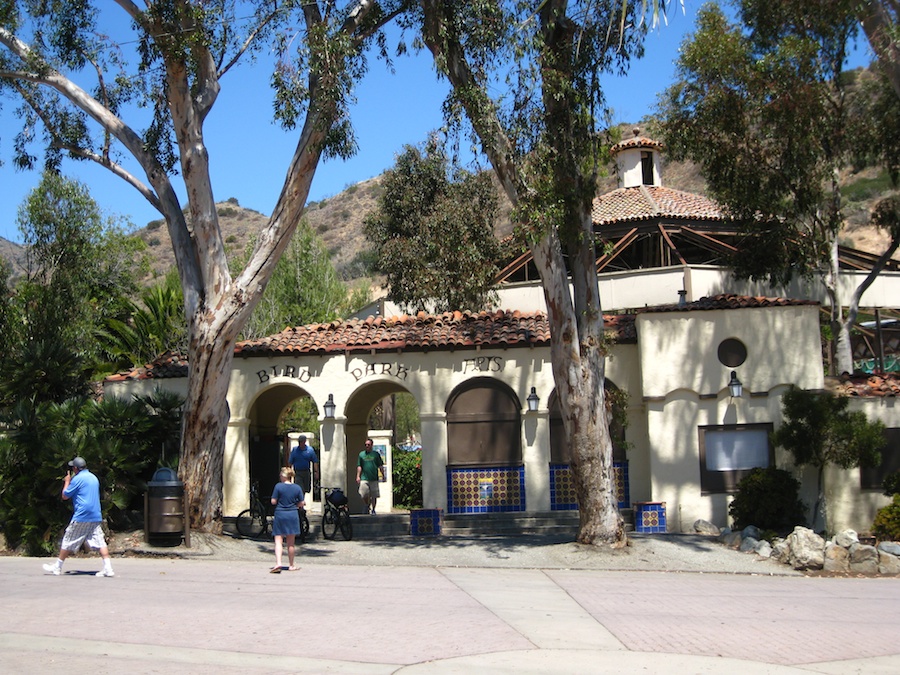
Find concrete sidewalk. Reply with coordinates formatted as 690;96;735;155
3;551;899;674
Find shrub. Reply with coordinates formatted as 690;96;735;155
883;470;900;497
872;495;900;542
392;448;422;509
728;466;806;534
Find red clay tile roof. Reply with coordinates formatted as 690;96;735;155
610;131;664;154
636;294;819;314
105;310;635;381
826;373;900;397
103;298;816;382
592;185;726;225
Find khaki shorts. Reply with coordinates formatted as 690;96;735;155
358;480;380;500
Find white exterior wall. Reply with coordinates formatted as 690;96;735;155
636;305;825;529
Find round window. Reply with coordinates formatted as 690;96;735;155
717;338;747;368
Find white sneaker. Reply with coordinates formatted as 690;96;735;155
42;563;61;575
96;569;115;577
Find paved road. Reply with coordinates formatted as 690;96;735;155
3;538;899;674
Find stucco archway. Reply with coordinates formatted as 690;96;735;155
342;380;420;514
246;382;319;502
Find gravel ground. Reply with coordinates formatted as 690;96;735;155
107;529;800;576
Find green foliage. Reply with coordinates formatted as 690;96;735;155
772;387;885;472
278;397;319;437
365;136;502;313
872;494;900;542
394;393;421;447
11;172;143;377
235;218;363;339
0;389;184;555
772;386;885;530
728;466;807;534
658;2;898;286
98;273;187;370
884;471;900;497
392;449;422;509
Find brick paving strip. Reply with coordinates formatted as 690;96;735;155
1;557;898;674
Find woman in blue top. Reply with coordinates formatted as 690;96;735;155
269;467;305;573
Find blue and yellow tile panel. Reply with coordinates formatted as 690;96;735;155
634;501;667;533
550;461;630;511
410;509;443;536
446;466;525;513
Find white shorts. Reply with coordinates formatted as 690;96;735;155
61;521;107;552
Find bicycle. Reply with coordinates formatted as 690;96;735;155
236;481;310;542
321;487;353;541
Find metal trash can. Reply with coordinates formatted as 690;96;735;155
145;467;189;546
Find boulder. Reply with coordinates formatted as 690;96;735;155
833;529;859;549
741;525;761;541
877;541;900;557
755;540;772;558
771;539;791;563
722;531;743;549
849;543;879;574
739;536;759;553
693;519;721;536
786;527;825;570
824;542;850;573
878;551;900;575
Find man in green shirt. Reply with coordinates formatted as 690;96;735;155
356;438;384;515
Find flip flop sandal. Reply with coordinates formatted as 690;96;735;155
269;566;282;574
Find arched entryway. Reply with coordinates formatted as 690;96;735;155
343;381;420;515
445;377;524;513
246;383;320;504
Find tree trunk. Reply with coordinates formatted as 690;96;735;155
179;327;236;533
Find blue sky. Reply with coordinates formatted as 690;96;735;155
0;3;871;244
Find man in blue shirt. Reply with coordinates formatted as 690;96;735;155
42;456;115;577
288;435;319;495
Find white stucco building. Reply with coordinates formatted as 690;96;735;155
105;131;900;534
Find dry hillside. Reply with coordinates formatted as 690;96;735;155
1;157;896;287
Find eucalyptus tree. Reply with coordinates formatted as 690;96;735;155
0;1;403;529
409;2;647;546
659;2;900;375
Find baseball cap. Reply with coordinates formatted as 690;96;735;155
68;456;87;469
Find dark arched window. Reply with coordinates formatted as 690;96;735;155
446;379;522;466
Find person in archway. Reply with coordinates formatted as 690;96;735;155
270;466;304;573
356;438;384;515
288;435;318;496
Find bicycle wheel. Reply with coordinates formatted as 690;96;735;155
322;505;338;540
338;508;353;541
236;505;266;539
299;509;310;543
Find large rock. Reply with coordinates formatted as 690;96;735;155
824;542;850;573
833;529;858;549
849;543;879;574
722;531;743;549
739;536;759;553
787;527;825;570
771;539;791;563
741;525;761;541
693;519;721;536
755;540;772;558
878;551;900;575
877;541;900;557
